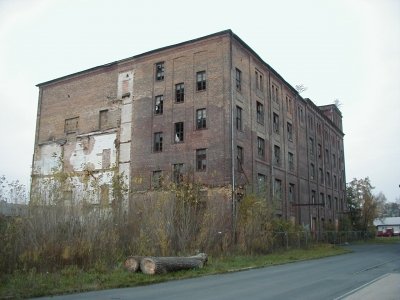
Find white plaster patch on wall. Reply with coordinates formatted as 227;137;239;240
69;133;117;172
120;122;131;143
120;102;132;124
119;143;131;163
33;143;62;175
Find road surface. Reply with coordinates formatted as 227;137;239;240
35;243;400;300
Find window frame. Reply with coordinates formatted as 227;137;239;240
155;62;165;81
196;148;207;171
196;108;207;130
154;132;163;152
256;101;264;124
174;122;184;143
235;68;242;92
196;71;206;91
175;83;185;103
236;106;243;131
257;137;265;159
154;95;164;115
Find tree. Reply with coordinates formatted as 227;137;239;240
346;177;383;232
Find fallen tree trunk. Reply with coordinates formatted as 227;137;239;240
124;256;144;272
140;253;208;275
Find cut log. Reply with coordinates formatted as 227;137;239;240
140;253;208;275
124;256;144;272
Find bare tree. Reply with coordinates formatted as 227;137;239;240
295;84;307;94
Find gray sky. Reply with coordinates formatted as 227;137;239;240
0;0;399;201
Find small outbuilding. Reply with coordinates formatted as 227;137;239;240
374;217;400;236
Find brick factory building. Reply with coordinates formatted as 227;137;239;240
31;30;346;230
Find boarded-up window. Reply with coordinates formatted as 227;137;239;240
99;110;109;130
102;149;111;169
100;185;109;207
65;117;79;133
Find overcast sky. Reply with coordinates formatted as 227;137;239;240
0;0;399;202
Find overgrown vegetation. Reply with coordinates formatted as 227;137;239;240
0;173;376;298
0;244;349;299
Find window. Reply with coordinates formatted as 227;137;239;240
274;179;282;201
235;68;241;91
289;183;295;203
286;96;293;114
65;117;79;133
325;149;329;164
196;149;207;171
310;163;315;180
257;173;267;194
335;197;338;211
155;95;164;115
175;83;184;103
309;138;314;156
318;144;322;159
173;163;184;184
311;190;316;204
326;172;331;186
155;62;164;81
319;168;324;184
174;122;184;143
99;110;109;130
273;113;279;134
334;175;337;189
236;106;242;131
237;146;244;171
257;137;265;159
196;108;207;129
298;106;304;123
152;170;162;188
327;195;332;209
274;145;281;166
333;154;337;169
308;116;314;131
256;102;264;124
271;84;279;103
288;152;294;171
287;122;293;141
196;71;206;91
154;132;163;152
255;70;263;91
320;193;325;206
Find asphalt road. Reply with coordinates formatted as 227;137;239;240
35;243;400;300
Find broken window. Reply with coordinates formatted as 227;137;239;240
256;102;264;124
99;109;109;130
152;170;163;188
274;145;281;166
310;163;315;180
196;149;207;171
155;62;164;81
257;173;267;194
257;137;265;159
196;108;206;129
271;84;279;103
237;146;243;172
235;68;242;92
175;83;184;103
288;152;294;171
287;122;293;141
196;71;206;91
174;122;184;143
155;95;163;115
289;183;295;203
236;106;242;131
65;117;79;134
274;179;282;201
311;190;316;204
154;132;163;152
273;113;279;134
173;163;184;184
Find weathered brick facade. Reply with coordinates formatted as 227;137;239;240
32;30;346;229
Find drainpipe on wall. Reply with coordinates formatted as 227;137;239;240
230;36;236;241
